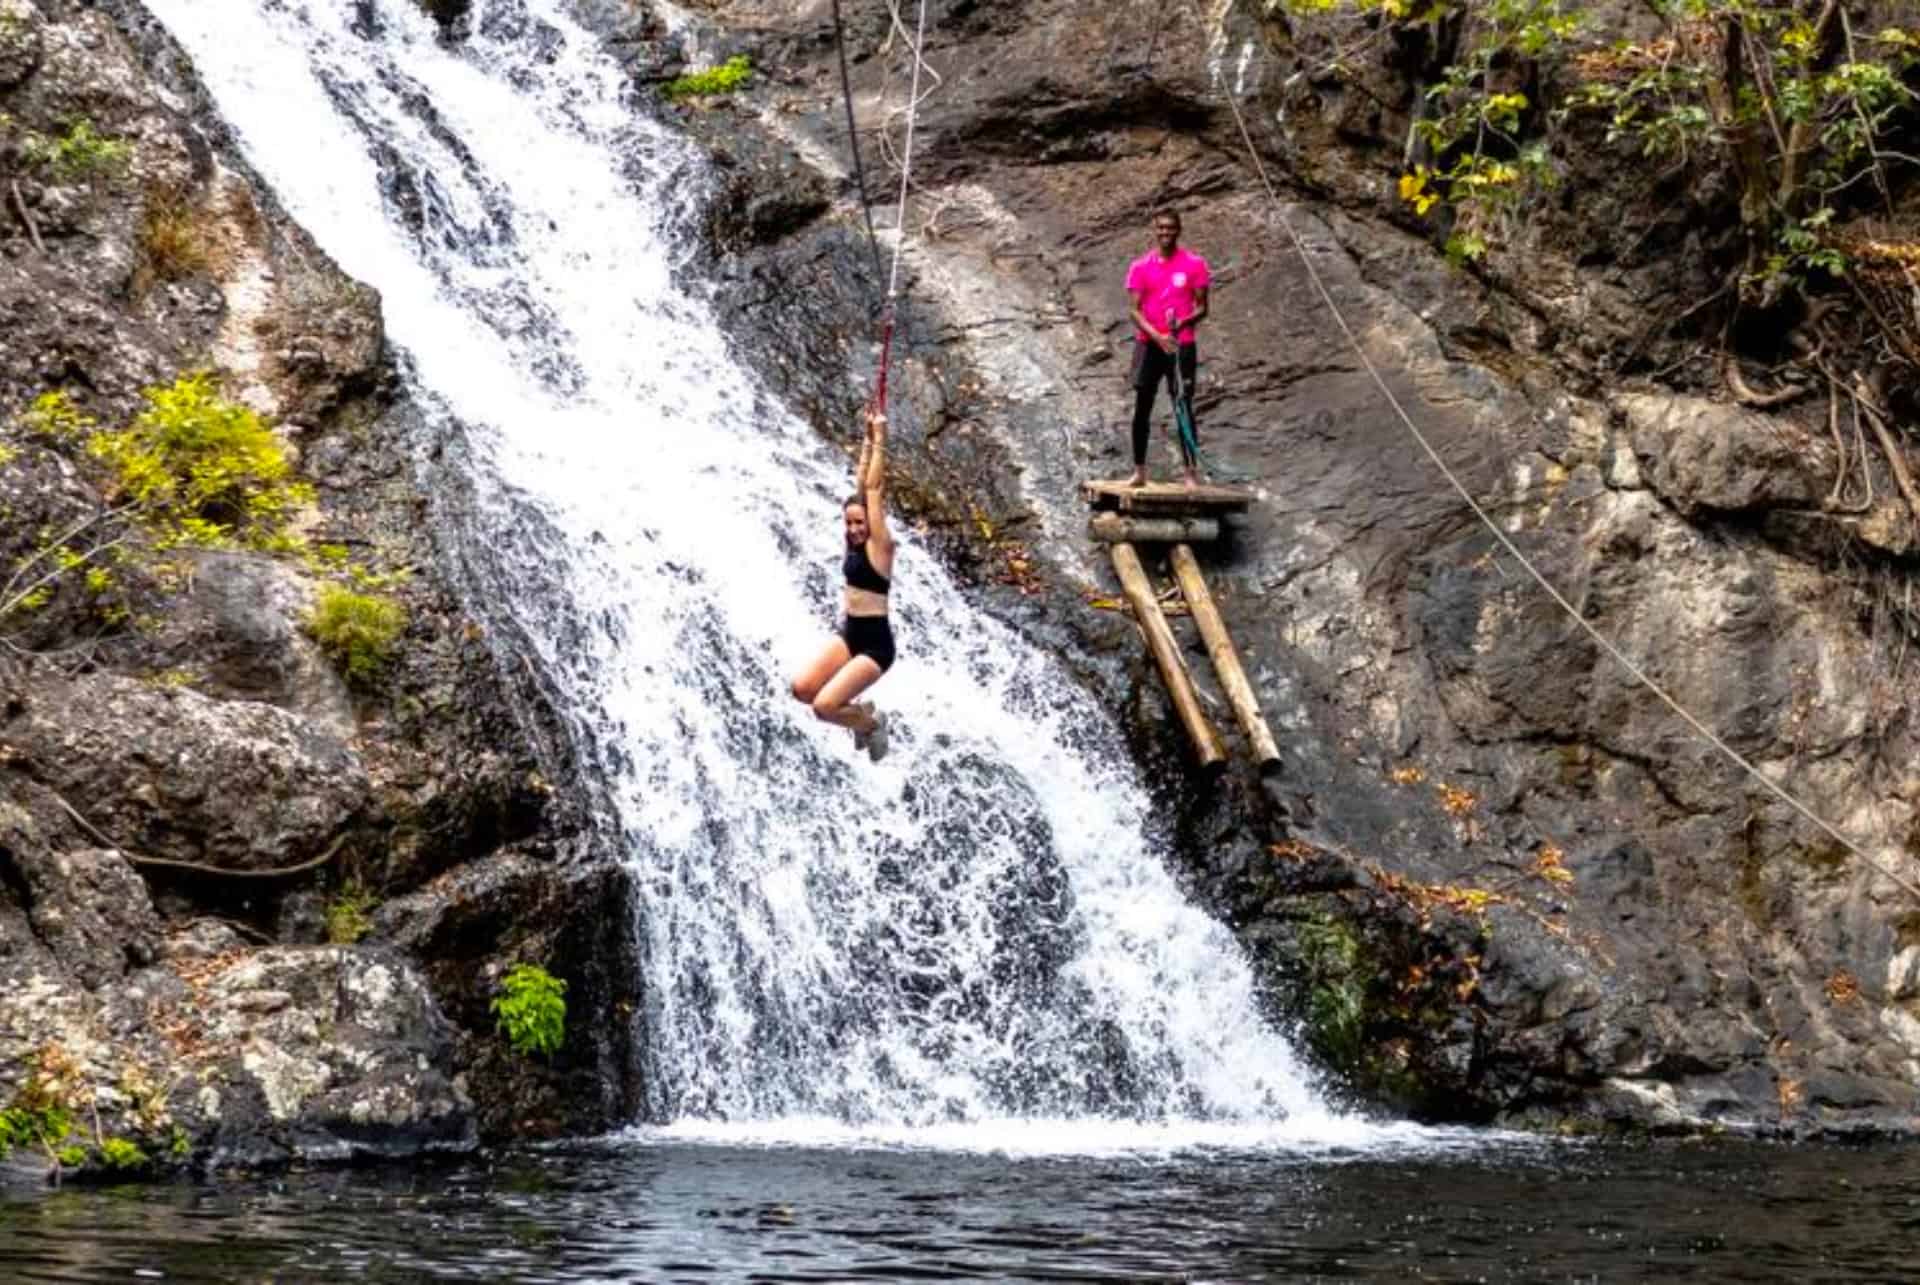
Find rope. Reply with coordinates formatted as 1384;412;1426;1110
828;0;884;286
869;0;939;418
1203;49;1920;904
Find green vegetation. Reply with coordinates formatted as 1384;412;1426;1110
0;1101;72;1160
54;1144;87;1170
0;1043;82;1164
22;117;132;182
1295;911;1367;1066
1283;0;1918;293
326;881;378;945
89;372;313;545
492;963;568;1059
20;390;95;443
305;585;408;684
2;377;313;631
664;55;753;101
97;1137;147;1171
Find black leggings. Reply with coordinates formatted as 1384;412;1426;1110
840;614;895;672
1130;340;1198;468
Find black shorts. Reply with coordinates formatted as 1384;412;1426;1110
840;615;895;672
1131;339;1197;394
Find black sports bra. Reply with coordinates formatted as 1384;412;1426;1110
844;543;891;595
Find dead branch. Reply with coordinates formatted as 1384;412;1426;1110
1724;355;1806;408
1854;375;1920;533
8;179;43;255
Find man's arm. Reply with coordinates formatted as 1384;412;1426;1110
1129;287;1176;353
1185;284;1210;333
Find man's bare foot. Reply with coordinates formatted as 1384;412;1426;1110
1126;468;1149;488
1182;468;1202;490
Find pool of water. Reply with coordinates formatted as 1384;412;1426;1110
4;1132;1916;1282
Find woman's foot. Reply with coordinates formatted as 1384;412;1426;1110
865;711;890;762
849;702;876;750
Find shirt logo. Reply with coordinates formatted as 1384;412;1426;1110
1172;273;1188;288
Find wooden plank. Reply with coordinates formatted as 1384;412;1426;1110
1109;542;1226;774
1088;513;1221;544
1169;543;1282;776
1082;479;1253;516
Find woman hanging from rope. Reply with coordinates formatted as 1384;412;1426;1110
790;407;894;762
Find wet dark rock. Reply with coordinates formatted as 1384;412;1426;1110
3;662;368;872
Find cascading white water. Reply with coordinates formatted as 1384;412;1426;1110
146;0;1381;1145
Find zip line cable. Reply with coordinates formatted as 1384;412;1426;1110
1202;51;1920;905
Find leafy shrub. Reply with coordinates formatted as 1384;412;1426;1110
664;55;752;100
326;881;377;944
306;585;407;683
492;963;567;1059
54;1144;87;1170
98;1136;147;1170
22;118;132;182
88;372;313;546
0;1103;71;1159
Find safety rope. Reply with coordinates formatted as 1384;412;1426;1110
870;0;936;419
1202;52;1920;905
828;0;884;286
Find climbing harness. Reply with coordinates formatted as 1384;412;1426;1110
1201;43;1920;904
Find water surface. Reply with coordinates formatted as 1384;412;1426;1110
5;1134;1916;1282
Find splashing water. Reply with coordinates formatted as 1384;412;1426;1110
145;0;1372;1145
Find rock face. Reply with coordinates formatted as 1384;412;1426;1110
0;0;632;1184
641;0;1920;1133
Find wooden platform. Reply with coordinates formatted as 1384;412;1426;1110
1082;479;1255;517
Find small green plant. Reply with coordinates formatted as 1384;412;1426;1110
663;55;752;100
1296;912;1367;1065
54;1144;87;1170
306;585;407;683
22;118;132;182
492;963;568;1059
0;1042;83;1162
20;390;96;442
97;1136;146;1170
325;881;377;945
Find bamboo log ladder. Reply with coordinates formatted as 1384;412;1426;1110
1108;541;1225;772
1085;478;1277;773
1168;542;1282;775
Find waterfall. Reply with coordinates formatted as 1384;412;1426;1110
145;0;1368;1143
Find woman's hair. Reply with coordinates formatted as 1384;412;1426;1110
844;494;866;512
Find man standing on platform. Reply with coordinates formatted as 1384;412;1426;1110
1124;207;1210;488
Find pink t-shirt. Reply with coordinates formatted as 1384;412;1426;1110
1126;246;1210;344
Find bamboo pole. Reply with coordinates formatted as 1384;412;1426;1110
1168;542;1282;775
1089;513;1221;544
1109;542;1225;773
